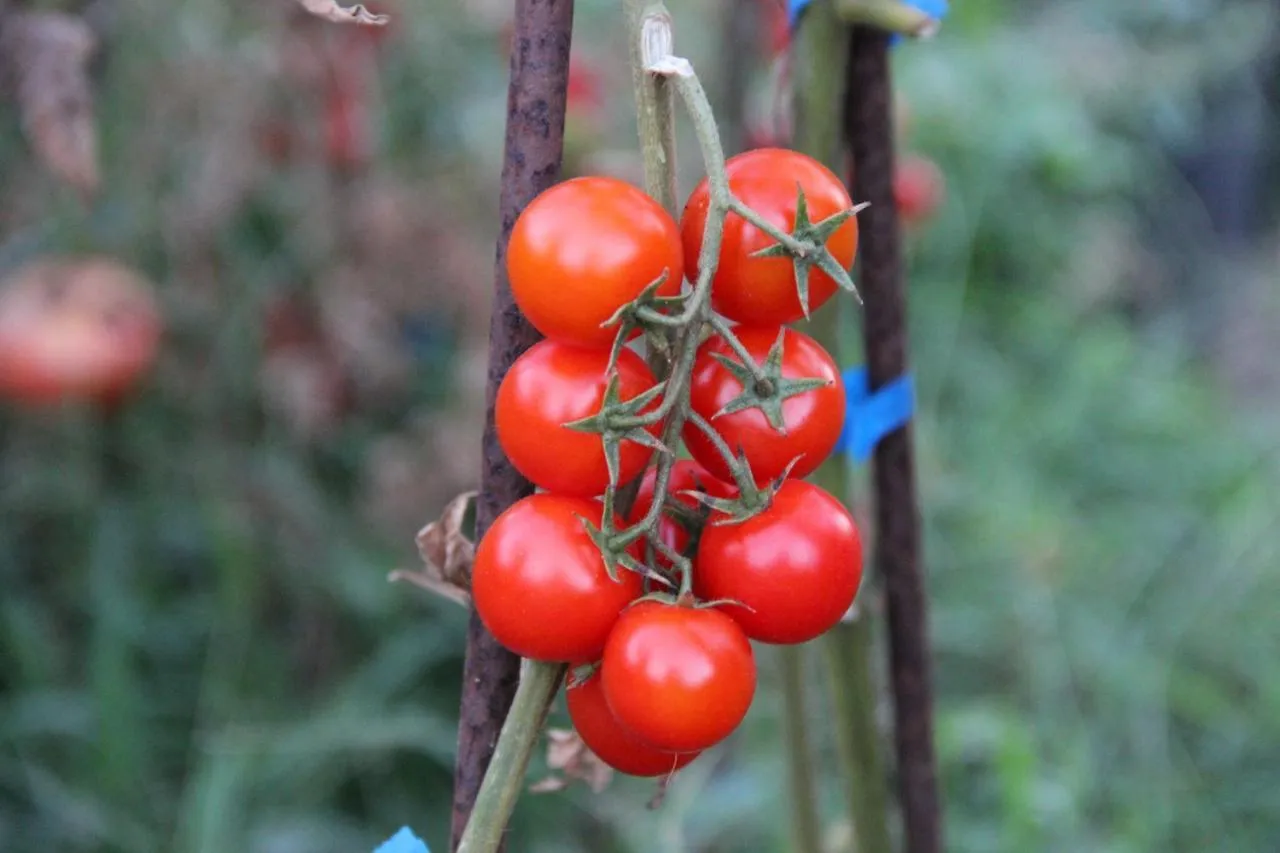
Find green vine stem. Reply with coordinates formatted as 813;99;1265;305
792;3;895;853
780;645;823;853
455;661;567;853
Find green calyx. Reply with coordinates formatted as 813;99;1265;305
711;327;833;433
749;186;869;316
598;270;688;371
563;373;669;488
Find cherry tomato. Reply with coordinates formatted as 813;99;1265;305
508;177;684;348
894;154;945;226
681;148;857;326
696;479;862;644
627;460;737;564
497;341;661;498
0;257;161;407
602;600;756;752
567;670;700;777
682;325;844;485
472;494;643;663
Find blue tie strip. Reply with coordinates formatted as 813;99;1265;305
788;0;949;42
374;827;430;853
834;366;915;461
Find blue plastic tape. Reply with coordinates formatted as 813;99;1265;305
789;0;949;41
374;827;430;853
834;366;915;462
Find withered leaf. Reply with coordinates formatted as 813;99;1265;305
0;11;100;196
389;491;477;607
529;729;613;795
295;0;390;26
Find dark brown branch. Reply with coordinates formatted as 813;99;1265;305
450;2;574;849
843;24;941;853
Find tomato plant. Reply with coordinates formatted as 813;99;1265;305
601;600;756;753
681;148;858;325
508;177;684;348
566;670;700;777
696;479;863;644
0;257;161;407
627;460;736;565
683;325;845;485
496;340;661;498
472;494;643;663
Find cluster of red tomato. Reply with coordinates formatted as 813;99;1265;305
472;148;865;776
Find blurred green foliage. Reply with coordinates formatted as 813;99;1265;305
2;1;1278;852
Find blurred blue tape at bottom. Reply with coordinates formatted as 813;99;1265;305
835;366;915;462
374;827;430;853
788;0;950;36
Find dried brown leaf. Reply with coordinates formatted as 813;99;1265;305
296;0;389;26
0;12;99;196
530;728;613;795
390;491;477;607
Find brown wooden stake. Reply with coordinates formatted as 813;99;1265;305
844;24;942;853
450;2;574;849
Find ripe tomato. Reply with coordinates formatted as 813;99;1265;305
472;494;643;663
0;257;161;407
681;148;857;325
508;177;684;348
894;154;945;226
696;479;862;644
601;600;756;752
627;460;737;564
496;340;660;498
567;670;700;777
682;325;844;485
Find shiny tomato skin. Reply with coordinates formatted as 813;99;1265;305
627;460;738;564
601;601;756;753
696;479;863;644
508;177;684;348
682;325;844;485
567;671;700;777
472;494;643;663
681;148;857;326
496;341;660;497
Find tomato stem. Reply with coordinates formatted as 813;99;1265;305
455;660;566;853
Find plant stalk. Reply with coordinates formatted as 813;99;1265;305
780;645;823;853
456;661;567;853
792;3;895;853
625;0;678;215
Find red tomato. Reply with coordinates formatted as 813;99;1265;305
567;670;700;777
627;460;737;564
0;258;161;407
496;341;660;497
681;148;857;325
508;177;684;348
602;600;756;752
682;325;844;485
473;494;643;663
894;154;945;226
696;479;862;644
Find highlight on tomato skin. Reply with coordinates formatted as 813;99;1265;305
507;176;684;349
496;340;662;498
680;148;858;326
695;478;863;645
683;325;846;486
472;494;644;664
0;257;162;408
566;670;700;777
601;600;757;754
